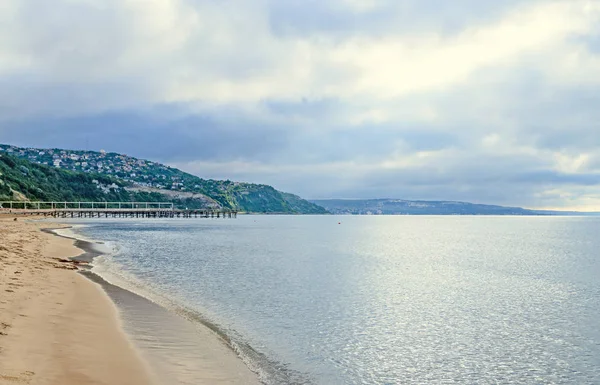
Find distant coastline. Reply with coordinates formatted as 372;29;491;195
311;198;599;216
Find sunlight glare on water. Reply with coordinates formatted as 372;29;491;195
70;216;600;384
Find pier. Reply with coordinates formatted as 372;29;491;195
0;201;237;219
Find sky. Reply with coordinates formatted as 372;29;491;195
1;0;600;210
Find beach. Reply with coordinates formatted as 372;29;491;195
0;217;155;385
4;215;599;384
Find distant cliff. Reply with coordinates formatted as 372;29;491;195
0;144;328;214
310;199;574;216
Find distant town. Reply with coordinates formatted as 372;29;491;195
0;144;203;192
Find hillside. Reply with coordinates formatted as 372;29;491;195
311;199;566;215
0;144;327;214
0;153;170;204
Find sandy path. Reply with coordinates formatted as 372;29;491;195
0;218;156;385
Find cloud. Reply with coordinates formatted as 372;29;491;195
0;0;600;210
5;0;597;114
0;107;293;163
267;0;551;38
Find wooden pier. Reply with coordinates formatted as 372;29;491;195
0;201;237;219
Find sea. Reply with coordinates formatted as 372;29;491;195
57;216;600;384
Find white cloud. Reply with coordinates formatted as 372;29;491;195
553;153;591;174
165;0;600;105
1;0;598;116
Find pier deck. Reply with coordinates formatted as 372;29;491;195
0;201;237;219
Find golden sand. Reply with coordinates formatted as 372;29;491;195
0;218;156;385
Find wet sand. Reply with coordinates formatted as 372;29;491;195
0;217;156;385
85;272;263;385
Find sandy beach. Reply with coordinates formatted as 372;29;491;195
0;217;155;385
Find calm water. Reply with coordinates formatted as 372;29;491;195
69;216;600;384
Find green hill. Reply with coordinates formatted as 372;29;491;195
0;153;167;204
0;145;328;214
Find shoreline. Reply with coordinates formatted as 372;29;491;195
41;226;104;264
0;217;156;384
41;222;262;385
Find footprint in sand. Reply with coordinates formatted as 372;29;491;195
0;371;35;383
0;322;10;336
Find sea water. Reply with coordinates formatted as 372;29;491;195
65;216;600;384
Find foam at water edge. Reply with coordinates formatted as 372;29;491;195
48;225;171;312
53;224;97;243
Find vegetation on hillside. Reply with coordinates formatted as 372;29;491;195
0;144;328;213
0;153;166;204
0;147;328;214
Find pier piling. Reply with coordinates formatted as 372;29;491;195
0;201;238;219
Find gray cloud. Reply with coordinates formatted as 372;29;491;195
267;0;549;37
0;108;293;163
0;0;599;210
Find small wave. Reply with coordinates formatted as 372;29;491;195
58;223;315;385
92;254;311;384
168;302;313;385
53;224;97;243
